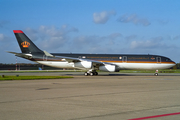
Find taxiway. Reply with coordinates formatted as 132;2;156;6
0;73;180;120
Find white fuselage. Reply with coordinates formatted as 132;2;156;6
37;61;175;71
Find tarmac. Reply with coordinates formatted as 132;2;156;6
0;72;180;120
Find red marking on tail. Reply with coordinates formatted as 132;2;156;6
13;30;23;33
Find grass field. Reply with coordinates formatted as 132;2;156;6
0;75;73;80
0;69;179;80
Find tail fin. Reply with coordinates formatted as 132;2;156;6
13;30;43;53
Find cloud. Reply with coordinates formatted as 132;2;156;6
71;35;110;53
0;20;9;28
130;40;158;49
130;36;165;49
22;25;78;51
0;34;5;41
173;35;180;40
21;26;122;54
157;19;169;25
117;14;151;26
108;33;122;40
38;25;78;50
71;32;121;53
39;25;78;36
102;33;122;45
0;33;11;43
125;35;137;41
93;11;116;24
24;28;38;41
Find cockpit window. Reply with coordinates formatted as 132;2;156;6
166;59;170;61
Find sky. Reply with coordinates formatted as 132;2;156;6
0;0;180;63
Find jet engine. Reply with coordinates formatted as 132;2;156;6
73;61;92;69
99;65;120;72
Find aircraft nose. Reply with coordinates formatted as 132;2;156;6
172;61;176;64
171;61;176;67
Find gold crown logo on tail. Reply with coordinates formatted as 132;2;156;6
21;41;30;48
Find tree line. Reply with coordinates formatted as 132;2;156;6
0;63;63;70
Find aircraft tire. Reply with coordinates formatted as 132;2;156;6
84;72;89;76
90;72;94;76
95;72;98;75
154;73;158;76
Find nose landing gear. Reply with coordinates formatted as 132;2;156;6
154;70;158;76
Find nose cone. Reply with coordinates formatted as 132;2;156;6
170;60;176;67
171;59;176;64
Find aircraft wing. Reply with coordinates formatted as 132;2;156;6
55;55;115;67
46;51;116;66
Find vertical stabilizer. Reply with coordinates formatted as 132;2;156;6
13;30;43;53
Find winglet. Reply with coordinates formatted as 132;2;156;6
43;51;54;57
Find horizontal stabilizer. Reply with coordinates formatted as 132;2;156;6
7;51;32;59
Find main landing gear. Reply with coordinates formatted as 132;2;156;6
154;70;158;76
84;70;98;76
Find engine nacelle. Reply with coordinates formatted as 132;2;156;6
73;61;92;69
99;65;120;72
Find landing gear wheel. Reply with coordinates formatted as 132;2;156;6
95;72;98;75
90;72;94;76
154;73;158;76
84;70;98;76
84;72;89;76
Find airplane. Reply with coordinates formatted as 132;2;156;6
8;30;176;76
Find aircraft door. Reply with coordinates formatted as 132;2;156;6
123;56;127;63
156;57;161;63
